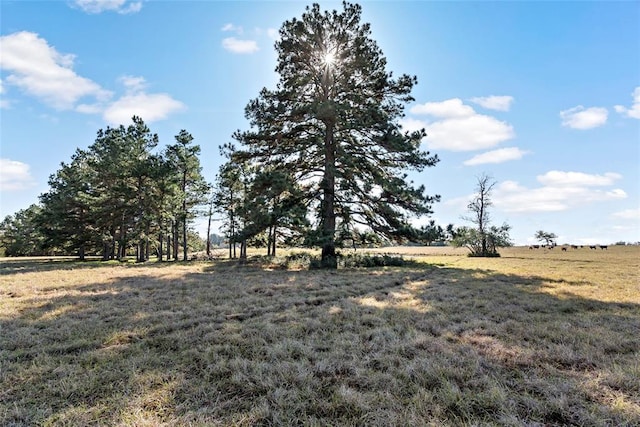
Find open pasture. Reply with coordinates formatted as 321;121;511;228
1;246;638;426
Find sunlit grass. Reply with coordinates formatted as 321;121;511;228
1;246;638;425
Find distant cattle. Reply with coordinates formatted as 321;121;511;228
589;245;597;250
561;247;567;251
600;245;608;250
571;245;579;249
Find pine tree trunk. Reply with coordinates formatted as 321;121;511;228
172;220;179;260
271;224;277;257
102;242;110;261
182;170;188;261
321;121;337;268
206;203;212;257
167;230;171;260
182;217;188;261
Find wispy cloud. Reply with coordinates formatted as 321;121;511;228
119;75;147;93
537;171;622;187
222;37;259;54
493;171;626;213
612;208;640;220
560;105;608;129
463;147;529;166
220;23;276;54
469;95;514;112
221;23;243;34
72;0;142;14
0;158;37;192
614;86;640;119
0;78;8;109
407;98;515;151
0;31;112;110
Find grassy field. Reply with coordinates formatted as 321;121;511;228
1;246;638;426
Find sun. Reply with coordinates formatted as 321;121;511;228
323;51;336;66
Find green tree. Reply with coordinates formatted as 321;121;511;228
452;224;512;257
241;168;309;257
0;205;46;256
87;117;159;261
212;161;246;259
39;150;98;260
166;130;209;261
416;220;446;246
534;230;557;247
453;174;512;256
231;2;439;268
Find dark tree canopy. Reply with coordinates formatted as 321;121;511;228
0;116;209;260
229;2;439;267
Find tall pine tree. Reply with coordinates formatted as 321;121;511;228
231;2;439;267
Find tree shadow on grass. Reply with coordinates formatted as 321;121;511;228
0;257;210;275
1;261;638;425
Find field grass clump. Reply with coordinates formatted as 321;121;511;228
1;246;639;426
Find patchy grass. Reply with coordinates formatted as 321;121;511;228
1;246;639;426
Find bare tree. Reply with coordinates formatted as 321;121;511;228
453;174;511;257
464;174;495;255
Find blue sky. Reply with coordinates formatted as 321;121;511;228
1;0;639;245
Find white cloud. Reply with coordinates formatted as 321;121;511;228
493;172;627;213
266;28;279;39
425;114;514;151
399;117;427;134
0;78;8;109
463;147;529;166
119;75;147;93
103;92;185;125
0;159;36;191
73;0;142;14
75;103;103;114
0;31;112;110
409;98;515;151
221;23;243;34
0;33;183;124
612;208;640;220
537;171;622;187
101;75;184;124
222;37;259;54
469;95;514;112
614;86;640;119
411;98;475;118
560;105;608;129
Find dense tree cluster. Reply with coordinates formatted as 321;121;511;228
0;117;209;260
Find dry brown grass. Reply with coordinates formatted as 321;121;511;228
1;246;638;426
